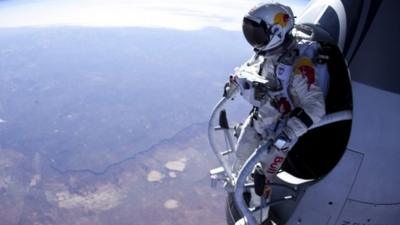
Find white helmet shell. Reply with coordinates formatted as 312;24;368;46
242;3;295;51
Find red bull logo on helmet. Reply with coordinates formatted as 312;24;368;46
294;57;316;89
274;12;290;27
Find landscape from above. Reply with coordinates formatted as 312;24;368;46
0;27;251;225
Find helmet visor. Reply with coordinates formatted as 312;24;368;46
242;17;270;49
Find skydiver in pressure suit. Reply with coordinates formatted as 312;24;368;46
228;2;329;196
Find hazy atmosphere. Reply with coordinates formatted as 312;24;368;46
0;0;308;29
0;1;307;225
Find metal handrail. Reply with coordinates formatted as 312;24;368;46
207;89;238;180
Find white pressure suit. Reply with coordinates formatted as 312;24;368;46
232;39;329;181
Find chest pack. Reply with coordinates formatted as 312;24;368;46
261;51;297;114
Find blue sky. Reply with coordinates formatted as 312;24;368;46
0;0;309;30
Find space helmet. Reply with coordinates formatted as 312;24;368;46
242;3;295;52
